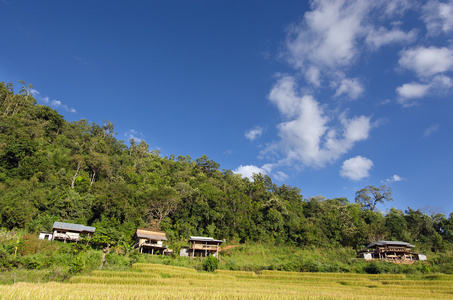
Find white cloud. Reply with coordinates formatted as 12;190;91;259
259;0;453;180
398;46;453;78
266;75;372;168
396;46;453;105
396;75;453;106
64;105;76;113
423;124;440;137
245;126;264;141
366;26;417;50
233;165;268;180
396;82;430;99
125;129;144;143
432;74;453;89
261;163;275;174
422;0;453;35
282;0;416;91
284;0;369;71
333;78;364;99
268;75;307;119
30;89;40;96
383;0;413;16
341;114;372;141
52;100;62;106
340;156;374;181
31;89;76;113
278;0;449;110
382;174;405;183
274;171;289;181
305;66;321;87
378;99;392;105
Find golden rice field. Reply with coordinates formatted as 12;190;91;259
0;263;452;299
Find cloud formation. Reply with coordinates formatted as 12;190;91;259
422;0;453;35
233;164;273;180
396;46;453;105
265;75;372;168
273;171;289;181
398;46;453;77
333;78;364;100
340;156;374;181
382;174;405;184
396;75;453;106
396;82;430;100
30;89;76;113
238;0;453;182
245;126;264;141
124;129;145;143
423;124;440;137
282;0;416;95
366;25;417;50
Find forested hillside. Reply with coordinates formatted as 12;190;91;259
1;81;452;252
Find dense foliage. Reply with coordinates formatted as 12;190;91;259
1;81;452;255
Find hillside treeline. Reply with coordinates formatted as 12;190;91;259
1;81;452;252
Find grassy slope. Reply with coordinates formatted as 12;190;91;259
0;241;451;286
1;263;452;299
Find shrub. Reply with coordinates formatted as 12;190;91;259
364;262;381;274
202;255;219;272
84;250;103;271
104;253;130;268
69;254;85;274
414;261;430;274
18;234;58;256
21;254;48;270
225;259;238;270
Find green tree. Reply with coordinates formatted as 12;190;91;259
385;208;409;241
355;185;393;211
146;186;180;230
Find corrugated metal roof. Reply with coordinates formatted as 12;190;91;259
189;236;223;243
367;241;415;248
53;222;96;233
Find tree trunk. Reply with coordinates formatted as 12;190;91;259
71;160;82;189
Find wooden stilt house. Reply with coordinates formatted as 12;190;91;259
52;221;95;243
358;241;427;262
134;228;169;255
187;236;223;257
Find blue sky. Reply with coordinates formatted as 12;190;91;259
1;0;453;214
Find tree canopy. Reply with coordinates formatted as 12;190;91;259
355;185;393;212
0;81;452;253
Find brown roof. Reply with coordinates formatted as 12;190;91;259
135;228;167;241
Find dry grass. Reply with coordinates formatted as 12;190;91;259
0;263;452;299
